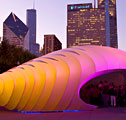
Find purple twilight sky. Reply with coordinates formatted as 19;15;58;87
0;0;126;50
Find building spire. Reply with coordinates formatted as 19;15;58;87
33;0;35;9
94;0;97;8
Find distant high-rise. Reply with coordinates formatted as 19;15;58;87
3;12;29;50
67;0;118;48
98;0;118;48
26;9;40;56
43;35;62;55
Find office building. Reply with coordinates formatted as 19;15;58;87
3;12;29;50
43;35;62;55
67;0;118;48
98;0;118;48
26;9;40;56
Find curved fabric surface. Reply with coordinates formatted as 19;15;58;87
0;45;126;111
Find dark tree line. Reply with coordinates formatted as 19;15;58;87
0;40;36;73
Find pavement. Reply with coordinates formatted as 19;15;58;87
0;107;126;120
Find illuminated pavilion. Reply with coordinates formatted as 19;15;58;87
0;45;126;112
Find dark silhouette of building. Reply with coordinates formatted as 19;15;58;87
43;35;62;55
67;0;118;48
26;9;40;56
3;12;29;50
0;37;1;42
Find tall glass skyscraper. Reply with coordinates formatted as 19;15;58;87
26;9;40;56
3;12;29;50
98;0;118;48
67;0;118;48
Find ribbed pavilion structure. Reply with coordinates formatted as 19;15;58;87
0;45;126;111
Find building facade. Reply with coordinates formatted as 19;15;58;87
26;9;40;56
43;35;62;55
0;37;1;42
98;0;118;48
67;0;118;48
3;13;29;50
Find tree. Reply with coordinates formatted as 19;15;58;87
0;40;36;73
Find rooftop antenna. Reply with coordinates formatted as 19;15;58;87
33;0;35;9
94;0;96;8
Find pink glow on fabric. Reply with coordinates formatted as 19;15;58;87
78;69;115;96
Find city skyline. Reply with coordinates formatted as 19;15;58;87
0;0;126;50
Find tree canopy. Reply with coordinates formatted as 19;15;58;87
0;40;36;73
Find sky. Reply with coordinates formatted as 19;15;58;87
0;0;126;50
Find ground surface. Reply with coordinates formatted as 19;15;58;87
0;107;126;120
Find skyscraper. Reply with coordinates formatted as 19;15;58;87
67;0;118;48
98;0;118;48
26;9;40;56
3;12;29;50
43;35;62;55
